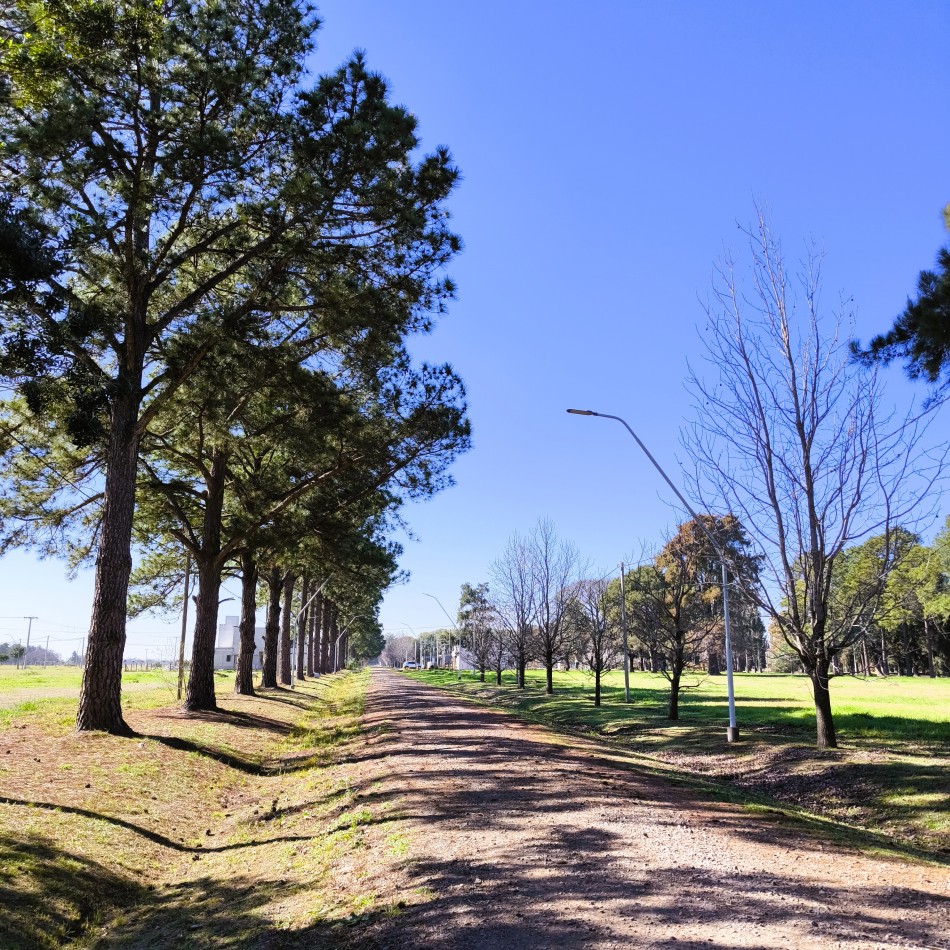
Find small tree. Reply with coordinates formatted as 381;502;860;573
490;532;536;688
10;644;25;669
567;578;621;707
529;519;582;695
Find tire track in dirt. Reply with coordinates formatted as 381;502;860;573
351;669;949;950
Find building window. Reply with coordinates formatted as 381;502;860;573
226;655;231;661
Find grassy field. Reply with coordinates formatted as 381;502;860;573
408;668;950;856
0;666;176;724
0;666;168;691
0;668;398;948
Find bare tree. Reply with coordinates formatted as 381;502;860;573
529;519;583;695
381;634;416;668
567;577;622;707
686;212;945;748
490;531;536;688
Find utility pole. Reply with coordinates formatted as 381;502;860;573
619;562;630;703
177;555;191;700
22;616;36;670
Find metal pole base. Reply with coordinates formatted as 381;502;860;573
727;726;740;743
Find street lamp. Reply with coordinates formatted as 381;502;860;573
335;614;370;672
567;408;739;742
422;592;459;668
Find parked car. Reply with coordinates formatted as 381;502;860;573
402;661;419;670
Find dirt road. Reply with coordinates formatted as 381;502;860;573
353;669;949;950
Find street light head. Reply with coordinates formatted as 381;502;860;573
566;408;596;416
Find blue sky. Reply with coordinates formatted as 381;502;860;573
2;1;948;657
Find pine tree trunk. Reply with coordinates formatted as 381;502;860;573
183;449;227;711
234;551;258;696
185;555;226;709
330;603;341;672
295;576;308;682
76;391;141;734
319;598;332;673
308;591;319;676
809;659;837;749
279;572;295;686
260;566;281;688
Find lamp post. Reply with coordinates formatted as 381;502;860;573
618;561;630;703
422;592;459;669
567;408;739;742
335;614;369;672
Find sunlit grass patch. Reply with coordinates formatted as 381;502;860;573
0;667;380;947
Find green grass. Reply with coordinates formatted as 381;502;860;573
409;668;950;746
0;666;172;689
407;668;950;855
0;669;379;948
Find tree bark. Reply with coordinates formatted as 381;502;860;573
279;572;296;686
320;597;332;674
809;659;837;749
234;551;258;696
308;590;319;677
594;668;601;707
183;448;228;711
295;576;309;681
330;601;341;672
260;565;281;688
76;391;141;734
667;650;684;720
545;657;554;695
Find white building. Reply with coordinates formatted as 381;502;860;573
213;615;266;670
451;644;476;671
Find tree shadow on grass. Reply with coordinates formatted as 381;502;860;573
0;829;146;949
101;872;401;950
148;706;295;735
0;795;319;855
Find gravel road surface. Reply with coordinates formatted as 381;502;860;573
354;669;949;950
